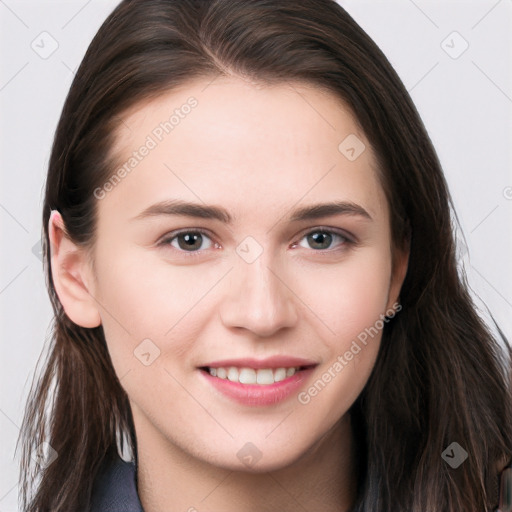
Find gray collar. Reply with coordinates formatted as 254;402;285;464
89;453;511;511
90;453;144;512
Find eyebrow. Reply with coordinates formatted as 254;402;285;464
131;199;373;223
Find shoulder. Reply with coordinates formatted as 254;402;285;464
89;452;144;512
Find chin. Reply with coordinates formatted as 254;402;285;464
201;440;310;474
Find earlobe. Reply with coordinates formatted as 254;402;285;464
48;210;101;328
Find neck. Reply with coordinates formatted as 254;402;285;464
134;410;358;512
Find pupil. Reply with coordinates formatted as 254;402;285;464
179;233;201;251
309;232;331;249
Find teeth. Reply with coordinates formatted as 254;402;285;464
274;368;287;382
207;366;299;385
239;368;257;384
257;368;274;385
227;367;239;382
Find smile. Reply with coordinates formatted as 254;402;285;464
202;366;303;385
198;363;317;406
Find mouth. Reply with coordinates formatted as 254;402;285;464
198;365;315;386
197;358;318;406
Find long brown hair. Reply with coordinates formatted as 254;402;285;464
17;0;512;510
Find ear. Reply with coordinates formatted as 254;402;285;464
386;240;410;311
48;210;101;328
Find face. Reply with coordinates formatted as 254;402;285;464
54;76;408;472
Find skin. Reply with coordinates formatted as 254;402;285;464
49;76;409;512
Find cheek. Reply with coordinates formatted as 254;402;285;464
293;246;393;341
92;246;239;396
91;248;200;371
99;245;224;316
294;258;390;429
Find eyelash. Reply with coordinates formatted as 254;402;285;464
157;227;355;258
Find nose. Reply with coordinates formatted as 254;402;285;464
219;251;299;338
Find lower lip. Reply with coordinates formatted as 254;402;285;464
199;367;316;406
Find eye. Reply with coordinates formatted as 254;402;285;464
157;227;354;257
294;228;352;251
159;229;216;254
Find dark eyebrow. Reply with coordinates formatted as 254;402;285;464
131;199;372;223
288;201;372;222
132;199;233;223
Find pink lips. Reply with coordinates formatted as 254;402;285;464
200;367;315;406
197;355;318;407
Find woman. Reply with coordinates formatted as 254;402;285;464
17;0;512;510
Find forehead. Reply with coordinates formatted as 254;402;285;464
101;76;387;224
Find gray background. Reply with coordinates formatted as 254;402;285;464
1;1;511;510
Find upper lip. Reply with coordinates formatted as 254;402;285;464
200;356;318;369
